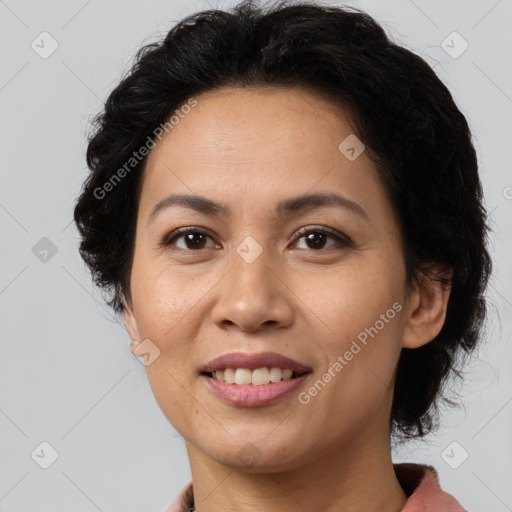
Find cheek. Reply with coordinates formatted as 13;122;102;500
302;258;404;343
298;260;405;408
129;261;205;432
130;255;203;341
297;272;404;444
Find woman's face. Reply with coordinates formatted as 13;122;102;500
124;86;421;470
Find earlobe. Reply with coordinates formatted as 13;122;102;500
123;302;141;352
401;269;452;349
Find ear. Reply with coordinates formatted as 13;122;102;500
401;267;453;349
123;300;141;355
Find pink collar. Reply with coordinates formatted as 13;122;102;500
395;463;466;511
166;463;466;511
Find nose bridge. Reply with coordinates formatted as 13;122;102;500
211;237;294;331
228;224;273;284
228;238;276;303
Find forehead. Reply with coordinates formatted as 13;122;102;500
137;86;390;226
153;86;357;159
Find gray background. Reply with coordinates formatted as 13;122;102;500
0;0;511;510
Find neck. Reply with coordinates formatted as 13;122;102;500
185;420;408;512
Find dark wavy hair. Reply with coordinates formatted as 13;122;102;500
73;0;492;442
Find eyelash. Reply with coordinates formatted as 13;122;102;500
160;225;352;252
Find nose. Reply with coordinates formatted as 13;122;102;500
210;248;294;333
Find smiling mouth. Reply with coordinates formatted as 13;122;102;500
202;367;309;386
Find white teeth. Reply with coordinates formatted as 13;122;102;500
235;368;252;385
269;367;282;383
282;369;293;380
224;368;236;384
252;367;270;385
210;367;296;385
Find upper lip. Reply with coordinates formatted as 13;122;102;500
200;351;312;374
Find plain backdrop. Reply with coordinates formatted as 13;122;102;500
0;0;511;510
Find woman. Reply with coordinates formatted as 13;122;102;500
73;1;492;510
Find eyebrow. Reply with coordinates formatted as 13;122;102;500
147;192;370;224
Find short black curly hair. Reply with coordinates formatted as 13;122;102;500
73;0;492;442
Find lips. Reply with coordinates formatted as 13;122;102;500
199;352;313;407
199;351;312;375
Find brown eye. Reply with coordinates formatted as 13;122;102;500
292;226;352;251
162;228;217;251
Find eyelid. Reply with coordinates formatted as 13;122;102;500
160;226;217;248
292;225;352;246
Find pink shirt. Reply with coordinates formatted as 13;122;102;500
165;463;466;511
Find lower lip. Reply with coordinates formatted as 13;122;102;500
201;373;310;407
